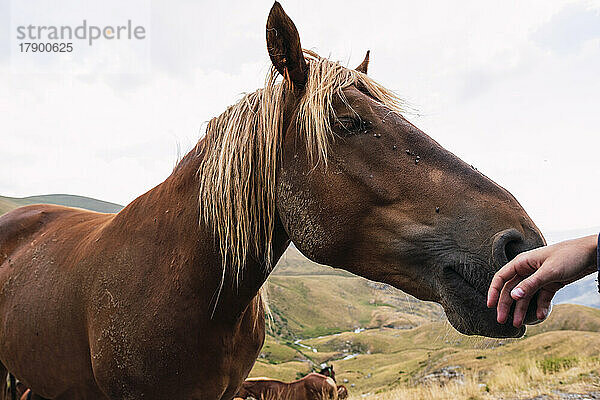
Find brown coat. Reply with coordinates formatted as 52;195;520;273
236;373;337;400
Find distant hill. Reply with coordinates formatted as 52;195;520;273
526;303;600;336
0;194;123;215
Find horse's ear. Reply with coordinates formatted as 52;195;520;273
355;50;370;74
266;2;308;88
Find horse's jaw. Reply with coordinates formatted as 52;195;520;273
436;264;544;338
365;252;544;338
438;270;524;338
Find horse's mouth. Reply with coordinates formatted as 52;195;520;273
440;265;538;338
445;264;489;298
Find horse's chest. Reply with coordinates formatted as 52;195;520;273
90;294;265;399
213;306;266;399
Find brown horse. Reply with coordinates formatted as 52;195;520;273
236;374;337;400
318;367;335;382
317;367;346;398
0;2;545;399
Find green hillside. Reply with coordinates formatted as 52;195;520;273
272;246;354;277
252;304;600;398
267;257;443;339
0;194;123;215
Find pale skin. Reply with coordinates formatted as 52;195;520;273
487;234;598;328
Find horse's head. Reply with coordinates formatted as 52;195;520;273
268;3;544;338
319;366;335;382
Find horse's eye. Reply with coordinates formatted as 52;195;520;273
335;116;371;135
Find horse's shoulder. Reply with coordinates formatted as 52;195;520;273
1;204;56;236
0;204;107;257
1;204;84;232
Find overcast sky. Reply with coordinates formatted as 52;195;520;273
1;0;599;235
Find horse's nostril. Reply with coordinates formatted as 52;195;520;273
492;228;525;267
504;239;523;262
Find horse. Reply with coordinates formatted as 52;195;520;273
318;367;335;382
235;374;337;400
0;2;545;399
5;375;35;400
317;367;347;399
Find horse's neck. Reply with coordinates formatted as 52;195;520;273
114;145;290;321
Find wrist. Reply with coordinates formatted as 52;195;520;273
584;235;599;269
578;234;598;273
596;233;600;271
596;233;600;293
583;234;599;253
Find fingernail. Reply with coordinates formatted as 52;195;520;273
511;287;525;299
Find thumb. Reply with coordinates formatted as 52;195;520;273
511;270;552;300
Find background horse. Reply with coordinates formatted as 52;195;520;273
0;2;545;399
317;367;346;398
236;374;337;400
318;367;335;382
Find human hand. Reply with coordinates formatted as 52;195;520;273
487;234;598;328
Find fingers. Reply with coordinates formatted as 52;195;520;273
514;288;556;328
510;265;556;302
487;285;501;309
509;272;558;327
488;249;544;307
487;261;519;308
536;289;555;321
496;275;520;324
512;297;531;327
488;245;556;309
504;267;556;327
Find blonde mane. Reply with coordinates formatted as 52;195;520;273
198;50;404;287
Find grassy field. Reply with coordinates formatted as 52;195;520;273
252;305;600;399
258;238;600;399
265;273;443;339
